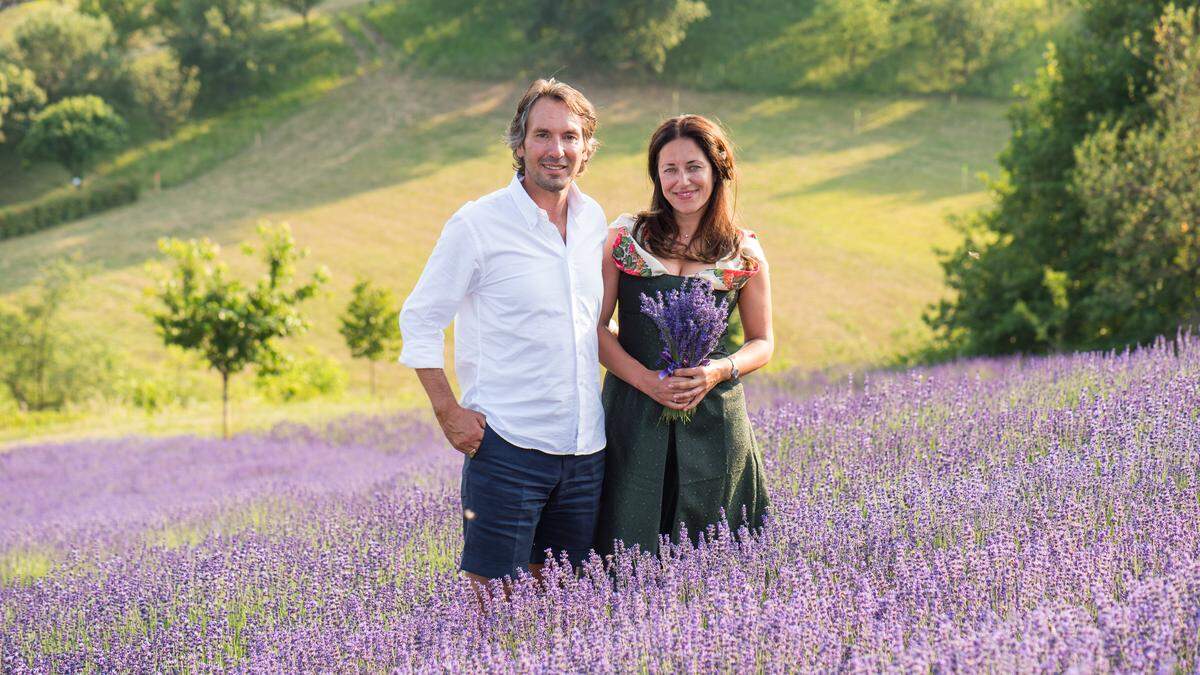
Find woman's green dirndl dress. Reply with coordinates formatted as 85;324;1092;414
594;220;770;557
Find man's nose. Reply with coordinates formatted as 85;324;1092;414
547;136;564;156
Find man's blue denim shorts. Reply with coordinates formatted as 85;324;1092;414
460;425;605;580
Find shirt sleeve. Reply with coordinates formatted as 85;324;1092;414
398;211;483;369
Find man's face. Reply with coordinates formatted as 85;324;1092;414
516;97;589;194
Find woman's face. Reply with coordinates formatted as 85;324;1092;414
656;137;713;220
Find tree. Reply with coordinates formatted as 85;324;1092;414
155;0;268;97
800;0;894;85
78;0;153;46
1067;5;1200;347
8;4;118;101
926;0;1195;356
272;0;325;28
529;0;709;73
0;260;116;411
145;222;328;438
129;51;200;137
20;95;126;182
0;63;48;144
338;279;401;397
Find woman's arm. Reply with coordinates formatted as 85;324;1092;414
598;228;690;411
674;257;774;407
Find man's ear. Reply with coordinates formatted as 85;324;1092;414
515;144;526;160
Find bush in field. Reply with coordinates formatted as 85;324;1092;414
0;63;46;144
0;260;117;412
338;279;400;397
7;4;119;101
927;0;1198;355
255;348;346;402
78;0;153;47
155;0;268;97
129;51;200;138
19;95;126;182
271;0;326;28
144;222;328;438
530;0;709;73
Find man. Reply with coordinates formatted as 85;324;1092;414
398;79;607;585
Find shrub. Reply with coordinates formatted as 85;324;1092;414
255;349;347;403
20;95;126;180
0;179;139;240
0;260;119;411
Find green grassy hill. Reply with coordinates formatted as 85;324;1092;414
0;0;1013;440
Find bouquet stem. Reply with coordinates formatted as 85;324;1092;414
659;406;695;425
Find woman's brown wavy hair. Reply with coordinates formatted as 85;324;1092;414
634;115;739;264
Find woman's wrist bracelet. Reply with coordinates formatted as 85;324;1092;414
724;355;739;380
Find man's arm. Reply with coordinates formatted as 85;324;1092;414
398;212;486;455
414;368;485;456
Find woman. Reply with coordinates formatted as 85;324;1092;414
594;115;773;557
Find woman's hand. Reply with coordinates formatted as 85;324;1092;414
636;369;692;410
671;361;730;410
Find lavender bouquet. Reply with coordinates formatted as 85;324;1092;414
640;277;731;423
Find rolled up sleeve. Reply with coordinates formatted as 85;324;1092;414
398;212;482;369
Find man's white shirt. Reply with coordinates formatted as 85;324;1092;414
399;174;607;455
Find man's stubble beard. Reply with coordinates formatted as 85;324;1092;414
528;168;572;194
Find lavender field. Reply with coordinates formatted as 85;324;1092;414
3;337;1200;672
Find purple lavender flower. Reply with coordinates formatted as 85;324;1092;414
640;277;730;423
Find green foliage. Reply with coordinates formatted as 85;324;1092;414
129;50;200;137
271;0;325;27
78;0;152;46
7;4;118;101
255;348;346;402
338;278;400;396
927;1;1200;355
144;222;328;437
529;0;710;73
0;178;138;239
1066;6;1200;347
0;260;117;411
798;0;895;86
155;0;268;98
666;0;1059;96
20;95;126;179
0;62;46;144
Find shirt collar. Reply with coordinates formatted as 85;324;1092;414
507;173;583;229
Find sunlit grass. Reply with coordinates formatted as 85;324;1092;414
0;547;55;587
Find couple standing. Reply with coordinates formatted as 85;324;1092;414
399;79;773;586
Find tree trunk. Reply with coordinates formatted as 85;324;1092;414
369;360;376;398
221;371;230;439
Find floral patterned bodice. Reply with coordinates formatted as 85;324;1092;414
609;213;764;292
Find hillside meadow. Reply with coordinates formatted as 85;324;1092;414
0;70;1008;428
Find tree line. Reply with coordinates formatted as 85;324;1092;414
927;1;1200;357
